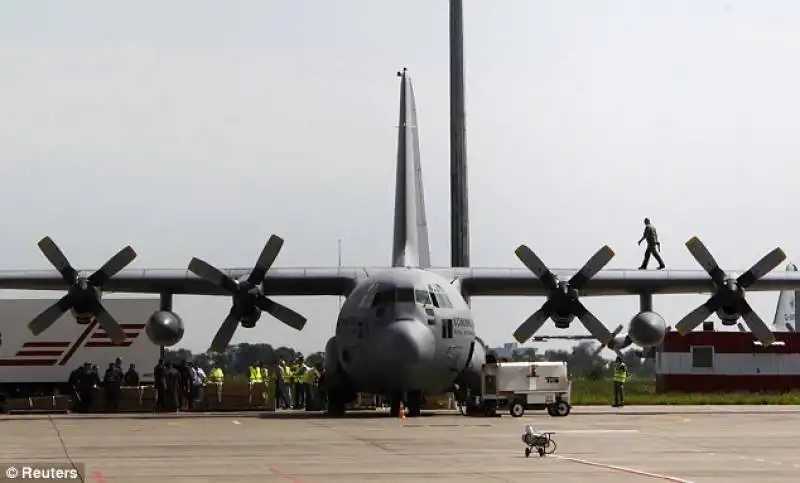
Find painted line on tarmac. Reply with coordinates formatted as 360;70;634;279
550;429;639;434
269;467;305;483
555;455;694;483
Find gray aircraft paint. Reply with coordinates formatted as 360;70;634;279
392;68;431;269
772;263;798;331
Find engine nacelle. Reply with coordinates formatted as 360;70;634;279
145;310;184;347
552;313;575;329
70;309;94;325
627;311;667;348
240;307;262;329
715;306;740;326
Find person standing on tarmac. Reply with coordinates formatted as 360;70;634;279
103;362;123;412
153;359;166;412
638;217;666;270
164;361;181;412
612;357;628;408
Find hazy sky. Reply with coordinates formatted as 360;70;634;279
2;0;800;355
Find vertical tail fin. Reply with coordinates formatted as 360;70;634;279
773;263;798;331
391;68;431;268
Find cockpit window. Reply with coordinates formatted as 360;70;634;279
415;289;432;305
396;288;415;302
371;289;395;307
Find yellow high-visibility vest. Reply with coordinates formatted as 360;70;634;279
304;366;317;385
248;366;262;383
209;368;224;382
613;365;627;383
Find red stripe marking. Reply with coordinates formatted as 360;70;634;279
0;359;57;366
91;332;140;339
15;350;65;357
22;341;70;348
92;470;107;483
555;456;694;482
268;468;306;483
59;320;97;366
85;341;132;348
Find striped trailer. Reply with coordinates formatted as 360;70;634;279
0;298;160;397
655;329;800;393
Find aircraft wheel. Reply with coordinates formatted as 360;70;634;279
552;401;570;417
510;401;525;418
525;447;531;458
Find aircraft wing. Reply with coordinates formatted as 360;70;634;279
438;268;800;297
0;267;360;296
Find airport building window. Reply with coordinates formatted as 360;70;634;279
691;346;714;368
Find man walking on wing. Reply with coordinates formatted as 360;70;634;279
638;217;665;270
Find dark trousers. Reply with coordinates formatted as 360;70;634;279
613;381;625;406
104;387;120;412
155;385;166;411
640;244;665;269
294;383;308;408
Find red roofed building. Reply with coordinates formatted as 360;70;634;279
655;326;800;393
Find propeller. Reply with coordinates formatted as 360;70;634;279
513;244;616;346
188;235;307;353
591;324;625;358
29;237;137;344
675;236;785;345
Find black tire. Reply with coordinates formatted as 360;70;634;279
544;439;557;454
510;401;525;418
546;406;556;417
525;447;531;458
552;401;571;417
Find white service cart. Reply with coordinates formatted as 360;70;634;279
476;361;572;418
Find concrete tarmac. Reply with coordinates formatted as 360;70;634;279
2;406;799;482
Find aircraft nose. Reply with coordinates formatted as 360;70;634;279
381;319;435;366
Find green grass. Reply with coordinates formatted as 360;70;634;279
571;377;800;405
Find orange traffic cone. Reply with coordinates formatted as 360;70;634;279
398;402;406;420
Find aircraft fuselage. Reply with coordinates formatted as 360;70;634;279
327;268;475;395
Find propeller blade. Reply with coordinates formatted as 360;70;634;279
675;298;720;335
738;300;776;345
513;305;552;344
568;245;615;290
736;248;786;288
88;245;137;286
188;258;239;293
247;235;284;285
571;300;614;345
38;237;78;283
591;324;624;357
90;300;127;345
254;297;307;331
210;307;243;353
685;237;725;284
514;245;558;289
28;295;73;336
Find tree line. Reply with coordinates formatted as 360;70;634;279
163;342;653;380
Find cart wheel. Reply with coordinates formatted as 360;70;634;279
538;447;545;457
510;401;525;418
552;401;571;417
525;447;531;458
545;440;557;454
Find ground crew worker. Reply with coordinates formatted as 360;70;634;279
303;363;318;410
103;362;123;412
258;361;270;406
282;360;294;409
248;360;263;404
294;357;308;409
612;357;628;407
638;217;665;270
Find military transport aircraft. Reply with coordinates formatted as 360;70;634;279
2;68;800;417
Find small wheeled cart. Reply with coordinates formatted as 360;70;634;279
521;429;557;457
